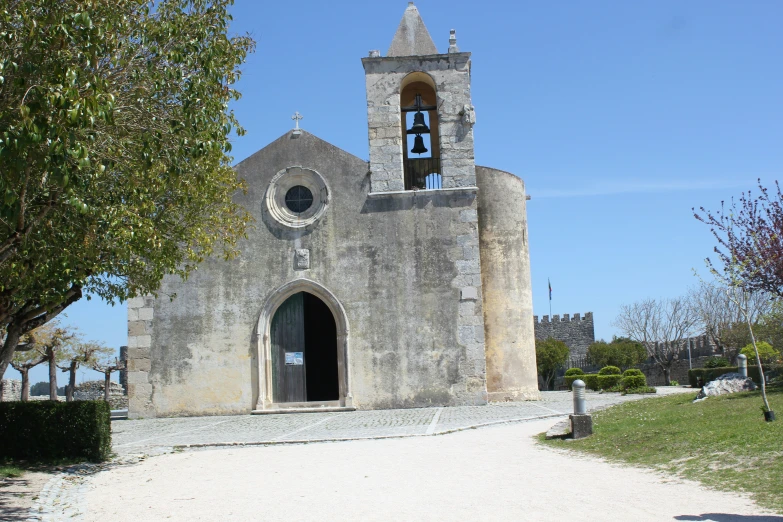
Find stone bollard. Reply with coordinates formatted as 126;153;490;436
737;354;748;378
570;379;593;439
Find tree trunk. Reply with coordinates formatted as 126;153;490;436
0;325;22;381
66;362;77;402
663;367;671;386
20;368;29;401
48;349;57;400
104;371;111;403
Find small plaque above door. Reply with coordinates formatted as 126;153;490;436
285;352;304;365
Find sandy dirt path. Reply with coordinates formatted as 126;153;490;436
81;418;778;522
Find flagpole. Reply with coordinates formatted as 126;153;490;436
548;278;552;318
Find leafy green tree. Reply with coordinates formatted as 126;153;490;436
740;341;780;366
28;382;65;396
536;337;570;391
586;337;647;369
0;0;255;379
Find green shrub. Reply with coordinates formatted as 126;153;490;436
0;401;111;462
740;342;781;365
597;375;622;389
565;374;601;390
622;386;657;395
564;368;585;377
622;368;644;377
583;374;600;390
621;375;647;389
598;366;621;376
704;356;730;369
670;380;679;386
565;375;591;389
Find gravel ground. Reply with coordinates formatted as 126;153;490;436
79;416;779;522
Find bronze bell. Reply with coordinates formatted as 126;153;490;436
411;135;428;155
407;111;430;135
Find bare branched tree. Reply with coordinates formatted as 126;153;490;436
92;356;126;403
57;341;113;402
613;297;699;385
688;281;773;361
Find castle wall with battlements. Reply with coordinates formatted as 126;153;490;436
533;312;595;358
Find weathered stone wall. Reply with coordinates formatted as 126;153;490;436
73;380;127;409
534;313;595;358
128;131;488;417
0;379;21;401
119;345;128;393
127;295;154;417
477;167;539;401
362;52;475;192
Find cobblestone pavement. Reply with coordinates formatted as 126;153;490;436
111;388;694;456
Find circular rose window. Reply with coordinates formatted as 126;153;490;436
265;166;329;229
284;185;314;213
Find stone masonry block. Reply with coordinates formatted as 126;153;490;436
128;358;151;372
456;234;479;247
127;321;148;337
127;371;149;385
570;414;593;439
127;308;138;321
473;325;485;343
128;335;151;349
455;259;480;275
127;347;150;360
463;246;479;260
127;296;146;309
458;325;475;344
138;307;154;321
459;209;478;223
459;301;475;317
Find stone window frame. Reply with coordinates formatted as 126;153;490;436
265;166;330;229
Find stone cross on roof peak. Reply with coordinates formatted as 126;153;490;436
291;111;303;137
387;3;438;57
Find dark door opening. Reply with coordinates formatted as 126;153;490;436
271;292;339;403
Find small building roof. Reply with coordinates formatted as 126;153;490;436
387;3;438;57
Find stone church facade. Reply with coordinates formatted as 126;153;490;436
126;4;538;418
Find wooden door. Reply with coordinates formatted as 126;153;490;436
271;293;307;402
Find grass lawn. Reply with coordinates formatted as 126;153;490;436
542;387;783;514
0;465;24;478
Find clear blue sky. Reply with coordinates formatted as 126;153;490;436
9;1;783;385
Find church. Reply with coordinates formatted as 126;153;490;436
126;4;538;418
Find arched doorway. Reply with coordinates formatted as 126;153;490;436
270;292;339;403
255;279;351;411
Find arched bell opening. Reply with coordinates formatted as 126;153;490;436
400;72;441;190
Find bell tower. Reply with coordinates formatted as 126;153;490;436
362;3;476;193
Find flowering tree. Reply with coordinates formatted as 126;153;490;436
695;181;779;419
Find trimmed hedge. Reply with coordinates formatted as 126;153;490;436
688;365;783;388
0;400;111;462
564;368;585;377
623;368;644;377
598;366;622;376
597;375;622;389
565;373;623;391
621;375;647;389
